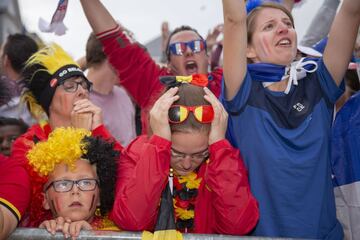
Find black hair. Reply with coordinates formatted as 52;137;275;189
0;117;28;133
2;34;38;74
81;136;119;216
86;33;107;68
0;77;11;105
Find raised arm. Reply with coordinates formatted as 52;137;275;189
222;0;248;100
323;0;360;86
79;0;117;34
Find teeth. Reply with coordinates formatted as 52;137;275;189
279;39;290;45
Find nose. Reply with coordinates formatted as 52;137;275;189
277;22;289;34
181;156;193;170
184;44;194;57
71;183;80;194
0;138;10;153
76;84;89;99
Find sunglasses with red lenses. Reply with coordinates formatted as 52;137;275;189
168;105;214;124
168;40;207;56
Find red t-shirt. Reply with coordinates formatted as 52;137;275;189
0;154;31;223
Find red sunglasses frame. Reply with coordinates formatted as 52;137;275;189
168;105;214;124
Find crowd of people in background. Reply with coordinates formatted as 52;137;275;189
0;0;360;239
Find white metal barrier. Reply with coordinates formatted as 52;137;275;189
8;228;311;240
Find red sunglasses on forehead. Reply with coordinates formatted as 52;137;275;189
168;105;214;124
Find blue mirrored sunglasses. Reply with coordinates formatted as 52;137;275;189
168;40;207;56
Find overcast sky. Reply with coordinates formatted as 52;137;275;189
18;0;325;60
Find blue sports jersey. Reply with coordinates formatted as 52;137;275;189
220;59;344;239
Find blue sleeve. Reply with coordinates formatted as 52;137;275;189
220;71;252;114
316;59;345;104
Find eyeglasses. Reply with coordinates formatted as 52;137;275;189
44;178;99;193
171;148;209;161
60;78;92;93
168;105;214;124
168;40;207;56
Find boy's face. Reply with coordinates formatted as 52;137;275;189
43;159;100;222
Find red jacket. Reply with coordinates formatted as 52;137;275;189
109;135;259;235
98;26;223;134
10;123;122;227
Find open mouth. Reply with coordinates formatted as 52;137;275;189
276;38;292;47
185;61;198;75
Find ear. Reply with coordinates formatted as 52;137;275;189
42;192;50;210
246;45;257;60
2;54;10;70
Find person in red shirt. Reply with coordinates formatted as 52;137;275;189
110;77;259;235
79;0;223;134
0;154;30;239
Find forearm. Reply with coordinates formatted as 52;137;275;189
0;207;17;239
324;0;360;85
222;0;247;100
80;0;117;34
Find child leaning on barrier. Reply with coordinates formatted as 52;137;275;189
26;127;120;239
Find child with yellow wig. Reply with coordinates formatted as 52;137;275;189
27;127;120;239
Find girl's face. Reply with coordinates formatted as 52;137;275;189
43;159;100;222
247;7;297;65
170;131;209;176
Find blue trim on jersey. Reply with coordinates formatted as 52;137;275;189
220;59;344;239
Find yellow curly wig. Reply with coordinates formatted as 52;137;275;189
27;127;91;176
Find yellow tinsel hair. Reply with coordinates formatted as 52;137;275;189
25;43;79;75
27;127;91;176
21;92;47;122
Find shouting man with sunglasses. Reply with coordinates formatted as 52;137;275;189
80;0;223;134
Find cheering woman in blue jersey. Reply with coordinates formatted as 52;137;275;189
221;0;360;239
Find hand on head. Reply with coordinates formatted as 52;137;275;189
150;87;179;140
203;87;228;144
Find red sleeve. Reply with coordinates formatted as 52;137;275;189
197;139;259;235
98;26;168;109
91;124;123;152
10;124;44;165
109;135;171;231
0;155;31;223
208;67;223;98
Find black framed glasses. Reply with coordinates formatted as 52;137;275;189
44;178;99;193
171;148;209;161
60;78;92;93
